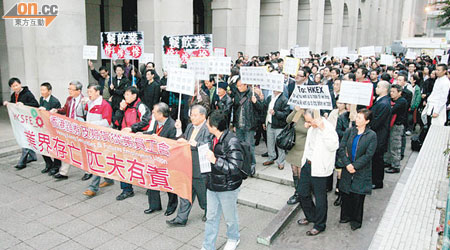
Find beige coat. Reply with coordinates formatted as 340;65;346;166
285;110;308;167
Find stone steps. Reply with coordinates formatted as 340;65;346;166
0;139;21;159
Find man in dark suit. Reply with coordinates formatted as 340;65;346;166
396;74;412;159
144;102;178;216
166;105;211;226
369;81;391;189
38;82;62;174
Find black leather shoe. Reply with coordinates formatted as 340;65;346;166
339;219;350;223
202;214;207;222
166;218;186;227
287;194;300;205
164;209;176;216
15;165;26;170
81;173;93;181
261;152;269;157
333;195;342;206
49;168;58;176
351;223;361;230
41;166;51;174
54;173;68;180
144;208;161;214
116;191;134;201
372;184;383;189
385;167;400;174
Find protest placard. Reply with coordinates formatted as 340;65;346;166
83;45;98;60
347;54;359;62
434;49;445;58
338;80;373;106
213;47;226;57
261;72;284;92
359;46;375;57
405;50;417;60
187;57;210;80
162;34;213;64
167;68;196;96
380;54;394;66
375;46;383;53
198;144;211;173
441;54;449;64
333;47;348;58
209;57;231;75
288;85;333;110
283;57;300;76
162;54;182;70
7;104;193;202
293;47;310;59
240;66;268;85
280;49;290;58
101;31;144;59
139;53;154;64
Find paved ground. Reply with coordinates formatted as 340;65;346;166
0;105;420;249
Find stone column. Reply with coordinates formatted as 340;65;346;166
401;0;416;39
259;0;283;55
0;1;9;102
104;0;122;32
3;0;88;99
138;0;193;73
311;0;325;53
85;0;102;84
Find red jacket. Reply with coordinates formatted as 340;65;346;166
114;98;151;132
57;95;84;119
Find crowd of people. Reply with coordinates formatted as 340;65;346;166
3;49;450;249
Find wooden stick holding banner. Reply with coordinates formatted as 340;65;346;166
178;92;182;121
215;75;219;96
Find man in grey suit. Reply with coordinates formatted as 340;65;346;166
166;105;211;226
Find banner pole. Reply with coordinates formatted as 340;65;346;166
215;75;219;95
177;92;182;121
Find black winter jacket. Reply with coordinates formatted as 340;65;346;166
206;130;243;192
264;94;290;129
232;89;263;131
10;87;39;107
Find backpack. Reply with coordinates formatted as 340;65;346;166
238;141;253;179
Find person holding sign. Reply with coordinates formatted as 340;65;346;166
88;60;111;96
38;82;61;175
167;105;211;227
297;110;339;236
114;87;151;201
3;78;39;170
232;78;264;175
211;82;233;126
143;103;178;216
202;110;243;250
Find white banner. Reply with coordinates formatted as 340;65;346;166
380;54;394;66
339;80;373;106
288;85;333;110
139;53;154;64
83;45;98;60
359;46;375;57
209;57;231;75
333;47;348;58
279;49;290;58
293;47;310;59
441;54;449;64
240;66;268;85
405;51;417;60
162;54;182;70
282;57;300;76
374;46;383;53
167;68;196;96
213;47;226;57
187;57;210;80
347;54;359;62
261;72;284;92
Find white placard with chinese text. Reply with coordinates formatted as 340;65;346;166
198;144;211;173
380;54;394;66
83;45;98;60
139;53;154;64
261;72;284;92
167;68;196;96
162;54;182;70
209;57;231;75
339;80;373;106
240;66;268;85
187;57;210;80
283;57;300;76
293;47;310;59
359;46;375;57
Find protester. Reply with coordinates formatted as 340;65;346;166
3;77;39;170
144;102;178;216
38;82;61;174
202;110;243;250
109;64;132;114
88;60;110;96
81;83;114;197
114;86;151;200
167;105;211;226
50;81;92;180
263;89;290;169
422;64;450;126
338;109;377;230
297;109;339;236
138;69;161;111
211;82;232;125
285;107;308;205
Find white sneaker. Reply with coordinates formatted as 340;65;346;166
405;131;412;136
223;239;240;250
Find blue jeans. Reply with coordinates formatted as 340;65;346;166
18;148;36;166
202;188;240;250
235;128;256;166
89;176;114;193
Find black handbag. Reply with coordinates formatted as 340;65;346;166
276;122;296;150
